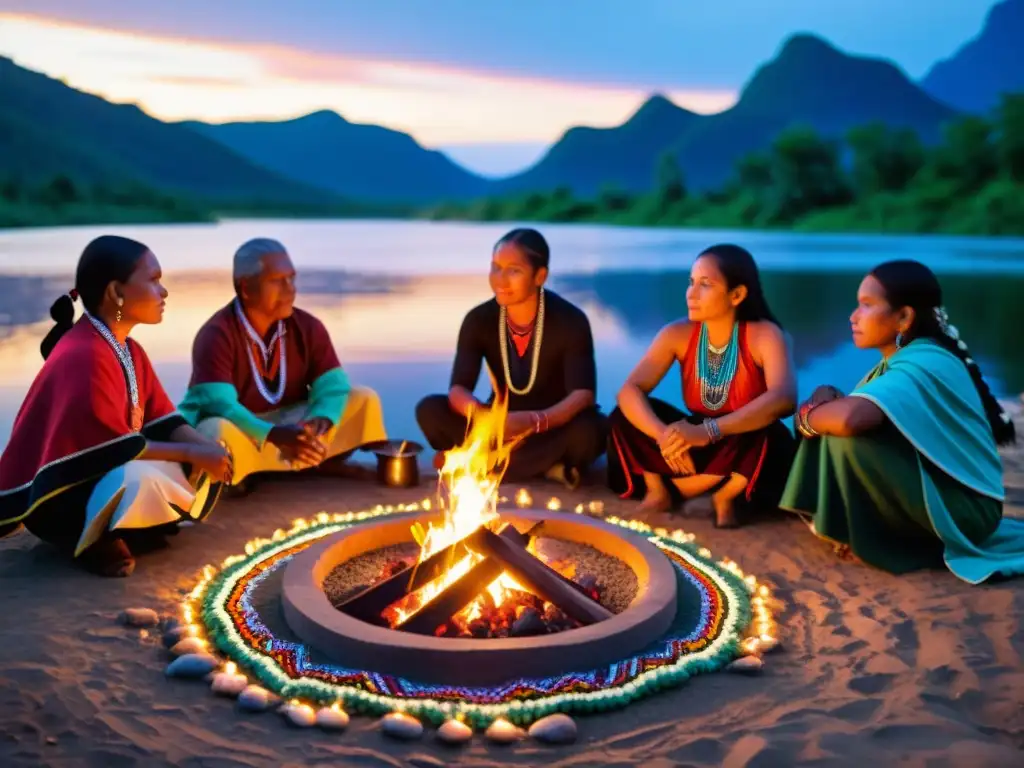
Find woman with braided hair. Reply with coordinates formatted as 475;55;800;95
782;259;1024;582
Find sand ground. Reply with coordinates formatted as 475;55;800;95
2;402;1023;768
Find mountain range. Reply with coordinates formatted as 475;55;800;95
1;0;1020;208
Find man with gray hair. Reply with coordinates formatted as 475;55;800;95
178;237;387;490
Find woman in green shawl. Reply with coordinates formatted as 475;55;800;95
781;260;1022;583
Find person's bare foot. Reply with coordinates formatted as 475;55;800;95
712;492;740;529
79;537;135;578
639;488;673;513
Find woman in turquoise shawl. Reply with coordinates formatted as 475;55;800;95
781;260;1022;583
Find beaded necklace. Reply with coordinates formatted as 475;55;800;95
697;322;739;411
85;311;143;432
234;299;287;406
498;289;545;396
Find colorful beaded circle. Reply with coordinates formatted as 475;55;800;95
195;504;754;728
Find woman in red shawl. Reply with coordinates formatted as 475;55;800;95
608;244;797;528
0;236;233;577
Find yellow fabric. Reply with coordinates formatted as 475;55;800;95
76;460;210;556
197;385;387;484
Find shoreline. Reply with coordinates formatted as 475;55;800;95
0;404;1020;766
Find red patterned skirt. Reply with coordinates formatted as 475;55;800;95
607;397;795;507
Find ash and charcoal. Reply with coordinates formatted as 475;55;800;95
324;537;638;639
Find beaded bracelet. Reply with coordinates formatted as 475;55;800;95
703;418;722;444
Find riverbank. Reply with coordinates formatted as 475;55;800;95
0;401;1021;767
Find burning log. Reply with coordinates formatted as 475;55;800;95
339;521;543;626
471;528;614;626
389;521;545;635
396;558;505;635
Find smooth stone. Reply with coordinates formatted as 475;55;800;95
436;719;473;745
165;653;219;679
758;637;781;653
728;655;764;674
485;718;524;744
285;703;316;727
160;616;181;633
162;626;195;648
119;608;159;627
528;713;578;744
315;707;349;730
169;637;207;657
211;672;248;697
237;685;272;712
380;712;423;741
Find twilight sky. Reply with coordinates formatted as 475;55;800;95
0;0;998;175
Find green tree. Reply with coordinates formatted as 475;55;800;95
764;126;851;222
1;178;20;202
39;175;79;207
735;152;772;191
597;184;632;212
655;150;686;206
846;122;925;197
928;116;998;192
995;93;1024;183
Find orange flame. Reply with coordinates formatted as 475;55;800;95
389;376;532;628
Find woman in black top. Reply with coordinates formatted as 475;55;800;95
416;228;608;487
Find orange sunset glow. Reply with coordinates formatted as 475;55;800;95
0;12;738;146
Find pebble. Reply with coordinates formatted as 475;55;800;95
165;653;219;679
160;617;181;633
380;712;424;741
169;637;207;657
284;702;316;728
436;718;473;745
315;706;349;730
528;713;578;744
758;636;781;653
211;672;248;697
728;655;764;674
119;608;159;627
485;718;524;744
162;625;195;648
237;685;273;712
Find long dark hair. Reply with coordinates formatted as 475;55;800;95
494;228;550;272
871;259;1015;446
40;235;150;360
699;243;781;327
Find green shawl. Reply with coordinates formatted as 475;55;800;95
178;367;351;448
851;339;1023;583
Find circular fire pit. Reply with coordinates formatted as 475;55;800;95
183;499;776;732
281;509;678;686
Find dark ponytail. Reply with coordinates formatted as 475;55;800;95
39;235;149;361
699;243;782;328
40;292;76;360
871;260;1015;446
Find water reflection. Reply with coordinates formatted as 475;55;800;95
2;219;1023;450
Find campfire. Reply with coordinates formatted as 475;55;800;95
337;392;614;638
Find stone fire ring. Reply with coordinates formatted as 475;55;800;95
281;509;678;687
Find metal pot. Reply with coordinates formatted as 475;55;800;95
361;440;424;488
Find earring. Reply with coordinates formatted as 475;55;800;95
116;297;123;325
895;331;904;350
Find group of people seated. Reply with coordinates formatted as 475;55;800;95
1;229;1021;585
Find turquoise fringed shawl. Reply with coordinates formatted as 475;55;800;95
851;339;1024;583
179;368;351;448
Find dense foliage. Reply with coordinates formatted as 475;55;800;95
425;94;1024;237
